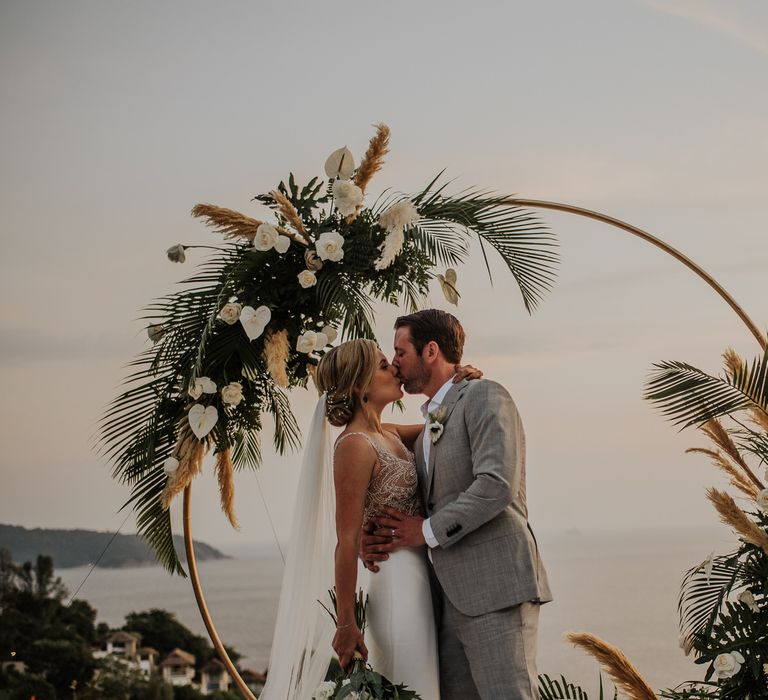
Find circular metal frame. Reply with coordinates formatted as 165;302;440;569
182;200;766;696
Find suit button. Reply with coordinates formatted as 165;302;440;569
428;502;435;510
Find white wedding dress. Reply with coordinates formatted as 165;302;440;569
259;397;439;700
337;431;441;700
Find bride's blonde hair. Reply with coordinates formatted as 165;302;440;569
315;338;378;427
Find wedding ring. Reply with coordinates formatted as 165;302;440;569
391;528;396;538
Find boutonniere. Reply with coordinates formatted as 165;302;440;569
427;406;449;444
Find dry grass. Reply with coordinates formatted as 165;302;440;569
264;329;290;388
191;203;303;244
686;448;759;498
707;487;768;555
215;449;239;529
269;189;309;242
161;422;209;509
566;632;657;700
699;418;763;489
354;123;390;194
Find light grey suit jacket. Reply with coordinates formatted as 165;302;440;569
416;378;552;617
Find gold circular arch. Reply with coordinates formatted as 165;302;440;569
182;200;766;699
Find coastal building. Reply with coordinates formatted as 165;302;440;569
200;658;230;694
159;648;196;687
95;631;140;660
136;646;159;675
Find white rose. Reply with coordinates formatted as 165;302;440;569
218;302;242;325
713;651;745;679
253;223;280;251
737;590;759;612
163;457;179;476
332;179;364;217
298;270;317;288
166;244;186;263
304;249;324;271
312;680;336;700
315;231;345;262
378;199;420;234
221;381;244;406
428;421;444;444
324;146;355;179
321;325;338;343
764;662;768;677
296;331;319;354
189;376;217;399
274;235;291;254
240;305;271;340
756;488;768;514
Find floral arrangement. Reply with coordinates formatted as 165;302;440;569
315;589;422;700
98;123;558;575
550;346;768;700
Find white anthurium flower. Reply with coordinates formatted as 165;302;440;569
756;488;768;514
218;302;242;325
188;404;218;439
437;268;461;306
166;244;186;263
297;269;317;288
274;235;291;254
378;199;421;234
221;381;244;406
296;331;320;354
737;590;759;612
324;146;355;179
163;457;179;476
315;231;345;262
713;651;745;679
253;223;280;251
147;324;166;343
240;305;271;340
321;325;338;344
332;179;364;217
315;332;329;348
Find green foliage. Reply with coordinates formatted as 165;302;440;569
645;345;768;699
538;673;617;700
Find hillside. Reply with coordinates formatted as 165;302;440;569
0;524;229;569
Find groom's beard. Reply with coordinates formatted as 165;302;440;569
401;361;430;395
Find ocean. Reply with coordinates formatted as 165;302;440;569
58;527;729;694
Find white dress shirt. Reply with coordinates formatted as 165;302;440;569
420;376;455;549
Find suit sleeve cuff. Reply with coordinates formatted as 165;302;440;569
422;518;439;548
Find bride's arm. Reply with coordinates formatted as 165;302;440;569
332;436;375;669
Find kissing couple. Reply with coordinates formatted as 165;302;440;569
260;309;552;700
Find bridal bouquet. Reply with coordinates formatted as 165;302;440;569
99;123;558;575
316;589;422;700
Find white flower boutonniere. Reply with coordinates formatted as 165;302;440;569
427;407;448;444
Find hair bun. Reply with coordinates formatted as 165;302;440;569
325;391;355;427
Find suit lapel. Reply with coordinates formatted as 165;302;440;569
414;426;428;503
426;379;469;496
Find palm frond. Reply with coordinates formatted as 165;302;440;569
645;347;768;429
678;552;741;654
538;673;617;700
409;176;559;312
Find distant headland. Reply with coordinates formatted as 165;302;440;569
0;523;229;569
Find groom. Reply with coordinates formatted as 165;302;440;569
364;309;552;700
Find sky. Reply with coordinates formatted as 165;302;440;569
1;0;766;558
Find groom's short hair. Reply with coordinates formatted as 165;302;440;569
395;309;465;364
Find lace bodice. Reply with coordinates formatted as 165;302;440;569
334;431;423;522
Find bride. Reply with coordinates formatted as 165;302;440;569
259;338;479;699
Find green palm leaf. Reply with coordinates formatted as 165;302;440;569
677;552;741;655
645;347;768;429
538;673;616;700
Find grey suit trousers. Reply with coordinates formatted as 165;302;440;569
438;587;540;700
